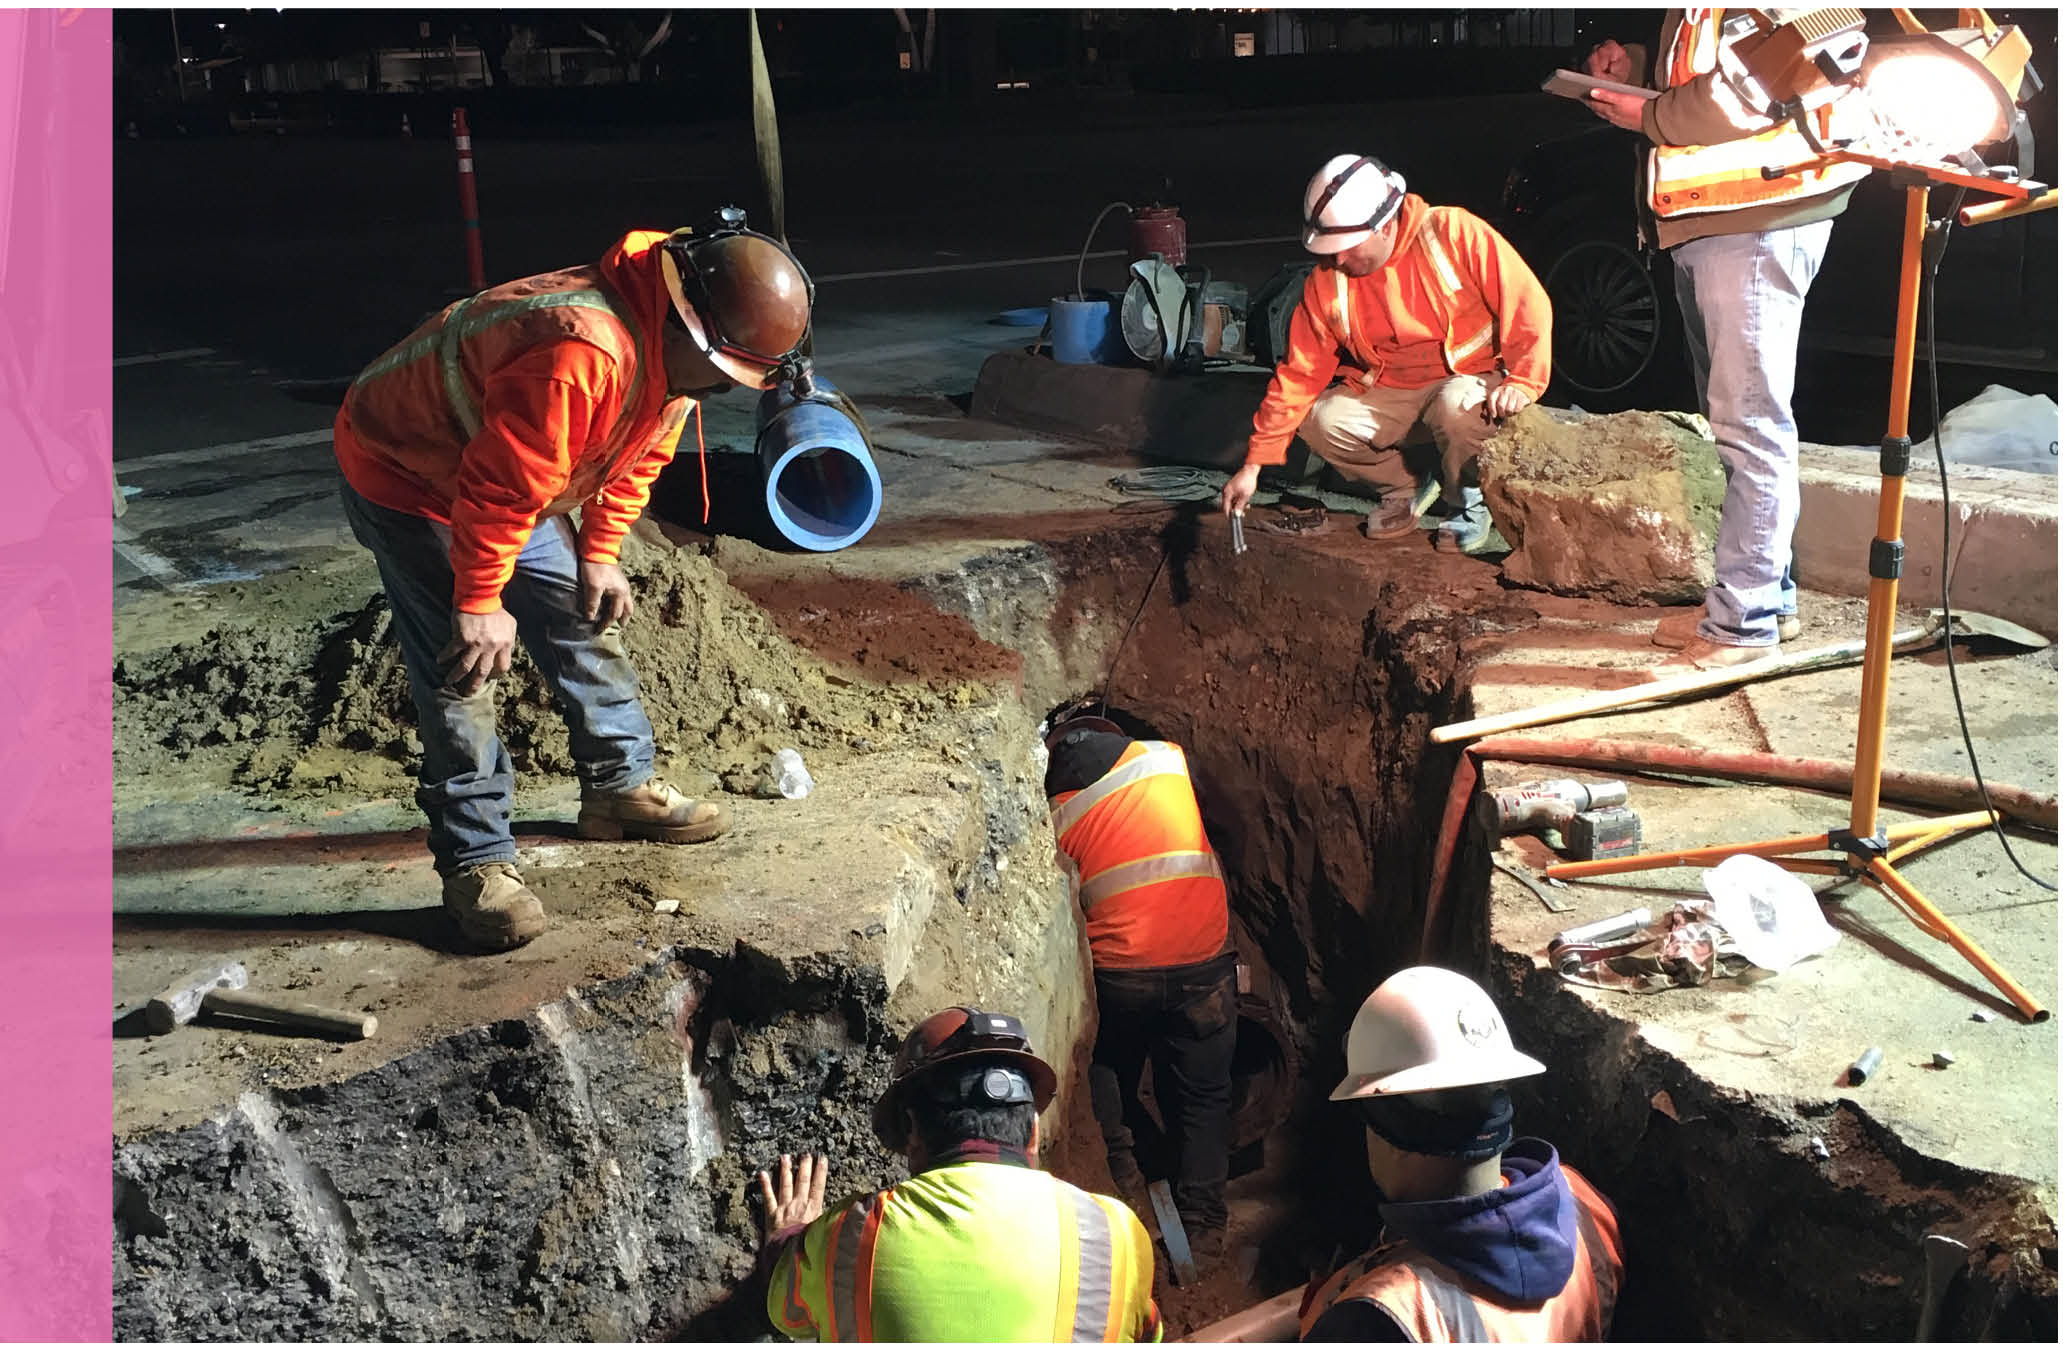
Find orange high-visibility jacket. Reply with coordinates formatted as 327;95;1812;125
334;229;692;614
1643;8;1871;225
1049;740;1229;971
1298;1164;1624;1343
1244;193;1551;468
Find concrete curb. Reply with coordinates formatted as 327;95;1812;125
1795;445;2058;639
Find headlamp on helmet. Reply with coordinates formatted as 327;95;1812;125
659;206;816;390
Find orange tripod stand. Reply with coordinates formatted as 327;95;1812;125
1544;157;2055;1024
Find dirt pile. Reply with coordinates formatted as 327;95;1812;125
114;535;992;798
1479;406;1725;605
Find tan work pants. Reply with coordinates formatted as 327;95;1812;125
1297;373;1494;502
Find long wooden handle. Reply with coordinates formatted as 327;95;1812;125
1430;626;1933;745
201;990;378;1040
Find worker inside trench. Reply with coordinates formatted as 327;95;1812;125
1039;693;1447;1335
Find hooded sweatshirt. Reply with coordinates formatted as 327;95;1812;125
335;229;692;613
1303;1139;1608;1342
1244;193;1551;468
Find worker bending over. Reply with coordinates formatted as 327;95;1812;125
1046;712;1237;1267
1585;14;1864;666
1221;154;1552;553
1301;967;1623;1342
759;1006;1162;1342
333;208;812;950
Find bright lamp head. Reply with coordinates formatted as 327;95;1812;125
1857;26;2031;168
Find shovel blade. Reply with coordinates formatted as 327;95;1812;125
1940;610;2052;651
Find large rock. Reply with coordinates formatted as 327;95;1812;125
1480;407;1725;605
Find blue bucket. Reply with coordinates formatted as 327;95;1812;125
754;379;883;552
1049;295;1118;365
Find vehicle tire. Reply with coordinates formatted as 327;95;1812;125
1540;232;1688;412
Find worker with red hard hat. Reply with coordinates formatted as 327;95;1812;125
333;207;813;952
758;1006;1163;1342
1220;154;1552;554
1300;966;1624;1342
1044;708;1238;1269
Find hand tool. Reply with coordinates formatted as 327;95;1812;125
1147;1179;1199;1287
1431;610;2049;745
145;961;378;1041
1914;1233;1970;1340
1229;508;1247;555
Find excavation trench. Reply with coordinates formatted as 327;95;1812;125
112;519;2055;1340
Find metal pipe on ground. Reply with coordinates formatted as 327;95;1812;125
1181;1287;1304;1343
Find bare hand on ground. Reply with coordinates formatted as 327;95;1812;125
579;559;636;627
440;607;517;693
757;1152;829;1244
1584;40;1632;83
1587;89;1647;131
1484;382;1534;421
1220;463;1262;517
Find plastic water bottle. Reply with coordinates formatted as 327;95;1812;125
770;748;814;800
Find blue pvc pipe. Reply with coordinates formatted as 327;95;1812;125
753;377;883;552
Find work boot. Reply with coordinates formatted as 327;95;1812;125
577;778;733;844
1669;637;1780;670
1431;487;1495;554
443;862;547;951
1657;609;1802;648
1363;492;1422;540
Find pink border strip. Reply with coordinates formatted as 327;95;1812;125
0;9;113;1341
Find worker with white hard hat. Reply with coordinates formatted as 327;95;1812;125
1220;154;1552;553
1299;966;1624;1342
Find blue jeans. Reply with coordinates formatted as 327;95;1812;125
1672;219;1832;646
339;479;656;874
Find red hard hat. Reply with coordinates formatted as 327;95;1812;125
870;1006;1058;1148
660;211;814;390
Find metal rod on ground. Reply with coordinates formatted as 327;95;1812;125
452;108;486;291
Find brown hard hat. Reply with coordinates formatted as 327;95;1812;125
870;1006;1058;1148
661;220;814;390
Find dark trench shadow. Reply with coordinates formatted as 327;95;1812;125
647;445;789;550
114;905;458;953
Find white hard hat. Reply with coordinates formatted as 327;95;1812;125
1301;154;1407;255
1330;966;1546;1101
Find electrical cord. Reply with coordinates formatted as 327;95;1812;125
1097;539;1171;720
1076;201;1132;302
1921;186;2057;892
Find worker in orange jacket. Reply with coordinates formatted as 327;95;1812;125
333;208;813;951
1220;155;1552;554
1045;711;1237;1266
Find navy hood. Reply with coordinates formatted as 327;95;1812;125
1375;1138;1577;1303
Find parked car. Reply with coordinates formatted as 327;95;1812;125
1495;124;2058;414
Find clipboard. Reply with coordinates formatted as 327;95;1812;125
1541;69;1659;102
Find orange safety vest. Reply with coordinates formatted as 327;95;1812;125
1297;1165;1624;1343
1049;740;1229;971
1648;8;1872;220
335;230;692;613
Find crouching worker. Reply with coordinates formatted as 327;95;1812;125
1301;967;1623;1343
758;1007;1164;1342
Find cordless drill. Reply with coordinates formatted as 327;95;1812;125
1477;779;1643;861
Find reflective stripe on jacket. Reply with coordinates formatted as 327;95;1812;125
1244;194;1551;468
1646;8;1871;221
766;1161;1163;1342
334;229;692;613
1298;1165;1624;1342
1049;740;1229;970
